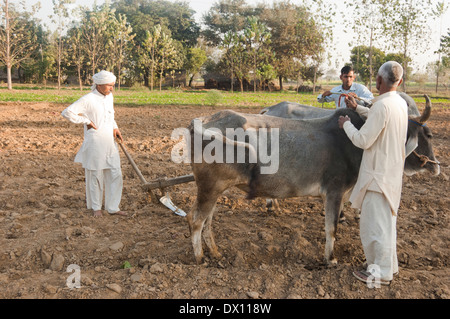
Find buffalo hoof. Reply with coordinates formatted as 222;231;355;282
325;258;338;267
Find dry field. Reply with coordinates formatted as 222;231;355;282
0;99;448;300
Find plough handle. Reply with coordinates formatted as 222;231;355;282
116;139;148;185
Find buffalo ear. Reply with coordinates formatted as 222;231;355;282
405;135;418;157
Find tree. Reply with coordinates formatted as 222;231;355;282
257;63;276;91
220;31;248;92
350;45;386;86
432;1;448;93
141;24;162;90
79;2;117;76
202;0;252;46
344;0;385;91
113;0;200;48
38;46;56;87
108;13;135;89
0;0;40;89
438;31;450;65
66;25;86;90
243;16;272;92
381;0;433;92
260;1;325;90
185;47;207;87
155;31;182;91
112;0;199;87
51;0;74;90
141;24;182;90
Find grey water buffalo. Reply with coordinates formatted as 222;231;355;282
186;96;439;265
259;92;421;119
259;93;439;175
259;93;440;211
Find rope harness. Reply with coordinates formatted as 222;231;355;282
411;150;438;167
321;93;364;108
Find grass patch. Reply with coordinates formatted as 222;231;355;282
1;85;448;109
0;87;332;109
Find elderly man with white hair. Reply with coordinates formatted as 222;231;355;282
62;70;126;218
338;61;407;286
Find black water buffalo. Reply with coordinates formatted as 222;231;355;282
186;96;439;265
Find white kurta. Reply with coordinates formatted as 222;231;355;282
343;91;408;215
61;90;121;170
317;83;374;108
62;89;123;214
344;91;407;282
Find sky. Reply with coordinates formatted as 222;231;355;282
23;0;450;75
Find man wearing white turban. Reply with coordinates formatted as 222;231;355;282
61;70;126;217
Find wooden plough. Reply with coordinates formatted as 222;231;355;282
117;140;194;217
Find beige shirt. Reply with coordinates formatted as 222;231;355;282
343;91;408;215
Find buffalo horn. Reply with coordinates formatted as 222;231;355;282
412;95;432;124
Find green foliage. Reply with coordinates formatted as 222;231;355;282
350;45;386;86
185;47;207;87
202;0;252;46
2;0;446;94
205;89;224;106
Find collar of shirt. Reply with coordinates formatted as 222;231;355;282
92;89;111;99
372;91;398;103
332;84;357;93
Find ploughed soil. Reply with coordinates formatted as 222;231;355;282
0;98;448;300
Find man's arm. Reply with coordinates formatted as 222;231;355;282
114;128;123;143
340;103;386;150
357;84;374;100
345;95;369;119
61;100;97;129
355;84;374;107
317;90;334;103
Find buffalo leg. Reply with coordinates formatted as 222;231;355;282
187;177;227;264
203;212;222;259
323;194;343;264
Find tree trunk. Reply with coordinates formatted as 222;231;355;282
368;27;373;91
435;53;441;94
144;68;149;87
78;65;82;91
278;75;283;91
7;65;12;90
5;0;12;90
313;65;318;95
117;63;122;90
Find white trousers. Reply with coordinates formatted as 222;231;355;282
85;168;123;214
360;191;398;281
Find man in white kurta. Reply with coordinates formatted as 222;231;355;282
338;61;408;286
318;65;374;108
62;70;126;217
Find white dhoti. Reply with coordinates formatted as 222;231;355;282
360;191;398;281
85;168;123;214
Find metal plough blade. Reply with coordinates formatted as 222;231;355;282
159;193;187;217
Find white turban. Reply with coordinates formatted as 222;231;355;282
91;70;117;90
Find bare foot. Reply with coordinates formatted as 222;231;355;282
110;211;127;216
93;210;103;217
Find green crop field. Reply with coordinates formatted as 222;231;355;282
0;84;448;109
